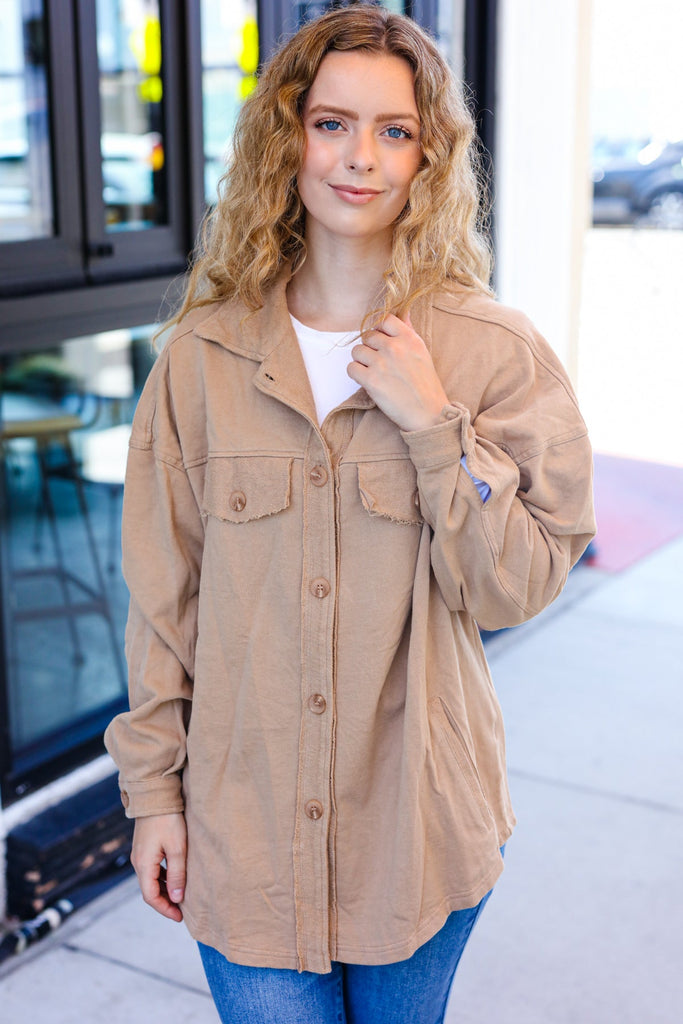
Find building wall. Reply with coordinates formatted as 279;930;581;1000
495;0;593;382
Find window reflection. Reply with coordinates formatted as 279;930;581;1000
96;0;167;231
201;0;258;204
0;0;53;242
0;326;156;766
293;1;406;25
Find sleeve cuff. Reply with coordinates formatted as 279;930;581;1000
118;774;185;819
400;402;475;468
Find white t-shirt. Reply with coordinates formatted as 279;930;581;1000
290;314;360;425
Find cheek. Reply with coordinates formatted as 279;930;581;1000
300;136;332;181
394;155;420;196
389;142;419;177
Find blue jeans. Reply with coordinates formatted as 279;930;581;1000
198;884;495;1024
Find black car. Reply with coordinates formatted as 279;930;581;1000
592;138;683;228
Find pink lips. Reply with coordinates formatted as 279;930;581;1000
329;183;382;204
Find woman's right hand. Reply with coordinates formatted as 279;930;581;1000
130;812;187;922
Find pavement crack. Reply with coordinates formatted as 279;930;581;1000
507;767;682;816
61;942;212;998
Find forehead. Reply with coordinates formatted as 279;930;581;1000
305;50;418;114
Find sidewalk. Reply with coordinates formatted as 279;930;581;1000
1;456;682;1023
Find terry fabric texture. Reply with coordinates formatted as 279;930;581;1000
105;271;596;973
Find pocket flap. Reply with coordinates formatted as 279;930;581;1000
202;456;292;523
357;459;422;525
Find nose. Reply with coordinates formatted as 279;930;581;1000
345;128;375;173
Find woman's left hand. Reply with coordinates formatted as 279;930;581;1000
347;313;449;432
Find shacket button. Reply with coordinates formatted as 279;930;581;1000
309;465;328;487
305;800;324;820
310;577;330;599
229;490;247;512
413;489;420;509
308;693;327;714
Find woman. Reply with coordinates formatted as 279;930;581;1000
105;5;595;1022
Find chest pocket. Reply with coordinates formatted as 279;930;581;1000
357;458;423;526
201;456;292;523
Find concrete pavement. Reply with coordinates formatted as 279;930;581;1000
1;526;682;1022
450;535;683;1023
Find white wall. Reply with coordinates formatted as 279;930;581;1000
495;0;593;381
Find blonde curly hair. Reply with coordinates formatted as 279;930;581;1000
169;3;492;331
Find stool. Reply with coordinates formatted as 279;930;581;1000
1;395;127;726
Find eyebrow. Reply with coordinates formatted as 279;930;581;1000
307;104;420;125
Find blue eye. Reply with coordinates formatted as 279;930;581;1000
316;119;343;132
385;125;411;140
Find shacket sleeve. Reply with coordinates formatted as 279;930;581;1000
104;347;204;818
401;325;596;632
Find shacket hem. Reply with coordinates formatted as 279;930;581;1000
335;864;505;963
180;848;505;974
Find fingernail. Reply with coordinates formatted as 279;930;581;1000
170;889;183;901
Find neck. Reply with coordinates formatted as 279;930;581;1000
287;222;392;331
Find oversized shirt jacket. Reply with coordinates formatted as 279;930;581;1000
105;273;596;974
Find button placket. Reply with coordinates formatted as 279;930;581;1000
294;447;337;972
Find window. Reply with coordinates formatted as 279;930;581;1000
201;0;257;205
0;0;54;243
0;0;190;297
0;0;260;802
0;324;156;801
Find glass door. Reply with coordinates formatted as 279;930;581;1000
77;0;188;281
291;1;409;28
0;0;53;242
0;0;84;293
201;0;258;206
0;0;190;296
0;322;156;802
97;0;168;234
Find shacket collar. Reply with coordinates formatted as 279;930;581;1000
192;267;434;424
193;267;320;424
193;265;295;363
193;265;434;359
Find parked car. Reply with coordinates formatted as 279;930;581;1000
592;138;683;228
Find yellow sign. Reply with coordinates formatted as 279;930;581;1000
238;16;259;100
130;16;163;103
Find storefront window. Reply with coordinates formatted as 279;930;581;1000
96;0;168;231
292;1;407;25
0;0;53;242
0;326;157;797
201;0;257;204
